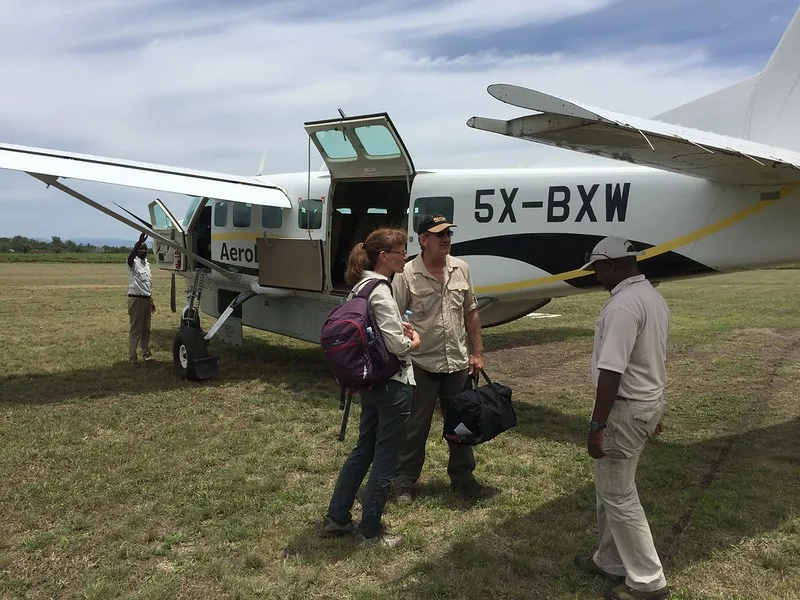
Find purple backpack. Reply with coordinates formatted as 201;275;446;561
320;278;401;390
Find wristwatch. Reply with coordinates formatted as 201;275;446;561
589;420;607;432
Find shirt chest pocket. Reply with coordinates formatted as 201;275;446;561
447;274;470;314
408;280;439;320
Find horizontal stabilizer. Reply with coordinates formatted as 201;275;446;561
468;84;800;186
0;143;292;207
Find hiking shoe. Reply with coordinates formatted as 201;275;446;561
451;478;491;499
320;516;354;538
606;583;671;600
357;532;405;548
143;353;154;361
574;555;625;583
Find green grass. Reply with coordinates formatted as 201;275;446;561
0;252;128;263
2;263;800;599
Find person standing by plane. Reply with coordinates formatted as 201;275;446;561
574;236;671;600
391;214;488;502
127;232;155;364
321;227;420;548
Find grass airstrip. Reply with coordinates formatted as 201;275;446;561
1;262;799;599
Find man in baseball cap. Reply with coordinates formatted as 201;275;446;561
416;213;457;235
580;236;644;272
574;234;672;600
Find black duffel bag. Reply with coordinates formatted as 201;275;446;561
443;369;516;445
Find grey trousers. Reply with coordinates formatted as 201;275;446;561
592;397;668;593
128;297;152;361
394;365;475;488
326;380;412;538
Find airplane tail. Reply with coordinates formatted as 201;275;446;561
657;8;800;152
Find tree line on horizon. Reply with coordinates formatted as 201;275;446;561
0;236;131;254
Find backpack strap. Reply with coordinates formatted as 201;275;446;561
354;277;391;299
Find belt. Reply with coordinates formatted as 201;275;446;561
128;294;151;299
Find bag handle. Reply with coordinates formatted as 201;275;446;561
469;368;495;388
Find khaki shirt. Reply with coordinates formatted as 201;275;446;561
392;254;478;374
591;274;670;401
351;271;415;386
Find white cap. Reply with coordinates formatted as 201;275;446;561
579;236;643;271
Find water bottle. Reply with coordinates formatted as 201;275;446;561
366;326;375;342
402;309;413;323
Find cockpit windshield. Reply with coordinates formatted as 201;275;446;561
182;196;202;229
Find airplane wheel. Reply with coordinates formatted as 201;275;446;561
173;326;208;381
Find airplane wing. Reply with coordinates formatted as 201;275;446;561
0;142;292;207
467;84;800;186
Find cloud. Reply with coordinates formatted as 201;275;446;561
0;0;793;238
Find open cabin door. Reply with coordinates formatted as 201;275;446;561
148;198;186;271
303;113;415;182
304;113;416;292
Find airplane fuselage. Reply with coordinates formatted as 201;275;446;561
162;163;800;344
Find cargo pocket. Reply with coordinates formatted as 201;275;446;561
632;402;664;437
602;419;634;460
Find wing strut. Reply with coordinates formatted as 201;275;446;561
28;173;238;282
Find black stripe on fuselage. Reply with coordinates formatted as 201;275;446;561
450;233;715;289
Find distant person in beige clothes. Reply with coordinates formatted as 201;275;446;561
574;236;671;600
127;232;155;363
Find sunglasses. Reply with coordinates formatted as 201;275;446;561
425;230;453;238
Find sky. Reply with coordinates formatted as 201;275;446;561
0;0;797;241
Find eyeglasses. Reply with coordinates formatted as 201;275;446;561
384;249;408;256
425;230;453;238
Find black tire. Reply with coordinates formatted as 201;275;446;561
173;326;209;380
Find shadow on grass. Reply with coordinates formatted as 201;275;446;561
482;326;595;352
376;417;800;599
0;324;593;406
0;328;336;405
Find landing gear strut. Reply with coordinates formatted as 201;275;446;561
172;269;218;381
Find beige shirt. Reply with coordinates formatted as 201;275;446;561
591;274;670;401
392;254;479;374
351;271;415;386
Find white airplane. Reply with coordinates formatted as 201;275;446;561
2;8;800;381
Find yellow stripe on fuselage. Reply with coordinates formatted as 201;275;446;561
475;191;789;295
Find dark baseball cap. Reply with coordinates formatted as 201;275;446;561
416;214;456;234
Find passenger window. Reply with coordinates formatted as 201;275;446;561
214;201;228;227
233;203;252;228
261;206;283;229
412;197;454;233
298;199;323;230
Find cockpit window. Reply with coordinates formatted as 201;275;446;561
182;196;202;229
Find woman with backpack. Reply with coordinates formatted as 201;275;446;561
321;227;420;548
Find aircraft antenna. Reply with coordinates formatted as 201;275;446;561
256;150;267;176
338;108;347;118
